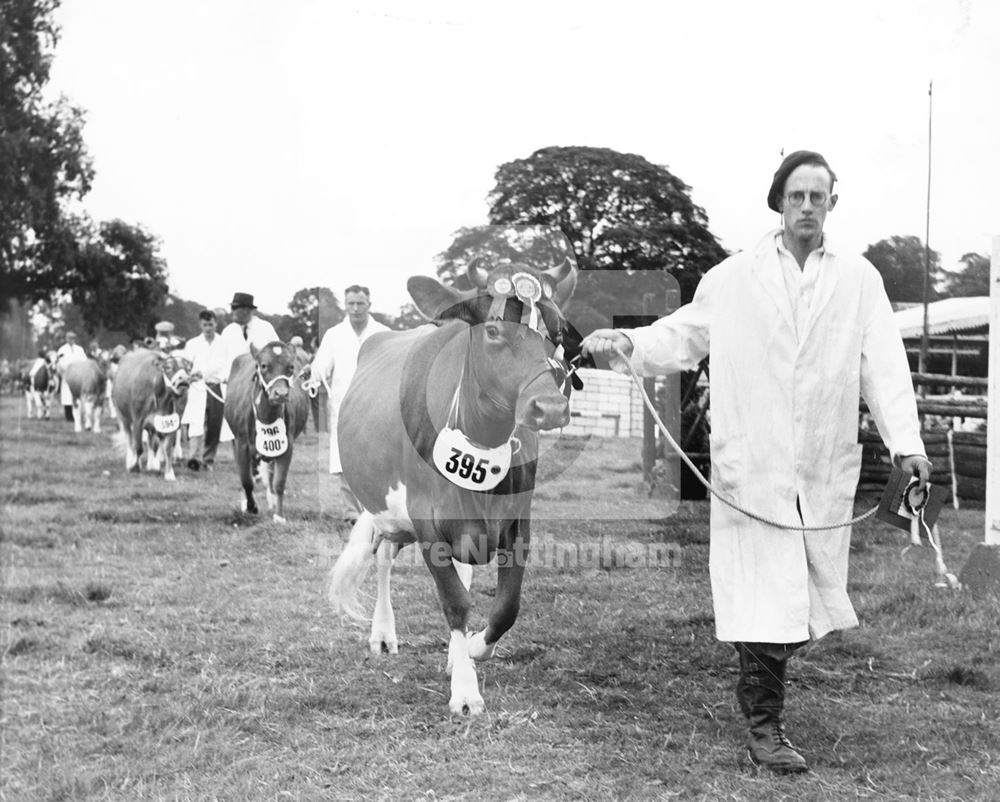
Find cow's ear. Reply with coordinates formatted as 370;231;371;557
249;343;259;359
407;276;465;321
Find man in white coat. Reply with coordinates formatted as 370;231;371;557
309;285;388;519
55;331;88;421
219;292;279;374
583;151;930;774
181;310;228;470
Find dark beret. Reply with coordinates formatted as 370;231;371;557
767;150;835;212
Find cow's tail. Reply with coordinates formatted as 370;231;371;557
328;512;377;621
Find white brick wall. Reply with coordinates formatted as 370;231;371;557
563;368;649;438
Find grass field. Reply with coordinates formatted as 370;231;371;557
2;395;999;801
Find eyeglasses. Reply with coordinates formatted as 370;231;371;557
784;190;829;208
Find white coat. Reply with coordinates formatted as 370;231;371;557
616;231;925;643
311;316;389;473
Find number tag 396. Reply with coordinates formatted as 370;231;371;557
255;418;289;459
432;426;512;491
153;413;180;434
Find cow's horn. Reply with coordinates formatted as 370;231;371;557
544;257;574;282
466;256;490;289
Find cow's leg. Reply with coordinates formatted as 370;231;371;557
162;433;176;482
236;442;258;514
146;432;162;472
369;539;398;654
80;396;95;431
125;421;141;472
420;538;483;715
468;519;530;662
71;400;83;432
91;398;102;433
25;390;34;418
268;457;291;523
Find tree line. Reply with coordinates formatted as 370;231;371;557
1;2;990;357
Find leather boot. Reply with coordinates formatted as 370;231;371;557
735;643;808;773
186;435;204;470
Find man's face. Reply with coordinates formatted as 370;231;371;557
345;292;371;325
780;164;837;244
66;334;77;346
231;306;253;326
200;318;217;338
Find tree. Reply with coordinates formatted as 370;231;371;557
939;252;990;298
486;146;728;306
288;287;343;345
71;220;169;336
1;0;94;305
863;235;941;304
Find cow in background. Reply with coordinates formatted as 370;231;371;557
328;258;577;715
23;351;58;419
224;342;310;523
112;350;192;481
64;354;111;433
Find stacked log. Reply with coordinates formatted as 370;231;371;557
857;429;988;501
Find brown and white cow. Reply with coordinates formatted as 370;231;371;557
224;342;310;523
23;353;58;419
112;350;192;481
328;258;577;715
64;357;110;433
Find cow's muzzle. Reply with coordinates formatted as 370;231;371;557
517;391;570;431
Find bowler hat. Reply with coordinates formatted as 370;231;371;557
230;292;257;309
767;150;836;213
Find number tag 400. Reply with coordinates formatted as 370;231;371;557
431;426;512;491
255;418;289;459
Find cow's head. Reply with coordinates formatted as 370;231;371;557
158;355;192;396
407;258;577;432
250;342;298;406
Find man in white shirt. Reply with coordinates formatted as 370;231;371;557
181;310;228;470
219;292;279;379
583;151;930;774
310;285;388;519
55;331;88;421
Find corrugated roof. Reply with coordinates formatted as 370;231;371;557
894;296;991;338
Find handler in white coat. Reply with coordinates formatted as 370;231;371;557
583;151;930;774
309;285;388;517
55;331;88;421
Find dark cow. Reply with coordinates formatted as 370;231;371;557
223;342;310;523
329;258;577;715
112;350;192;481
23;353;58;419
64;357;110;433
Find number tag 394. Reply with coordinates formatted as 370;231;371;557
432;426;512;491
153;413;180;434
255;418;289;459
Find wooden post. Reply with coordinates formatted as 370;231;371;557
959;235;1000;593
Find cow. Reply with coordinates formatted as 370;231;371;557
112;350;192;481
23;352;58;419
223;342;310;523
63;356;111;433
328;258;578;716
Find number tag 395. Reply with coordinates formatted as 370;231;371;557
432;426;512;491
255;418;289;459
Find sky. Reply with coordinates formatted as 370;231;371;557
46;0;999;320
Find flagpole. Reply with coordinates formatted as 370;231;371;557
919;80;933;379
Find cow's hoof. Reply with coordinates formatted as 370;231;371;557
467;630;496;661
449;690;485;717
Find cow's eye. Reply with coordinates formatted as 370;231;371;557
484;324;501;341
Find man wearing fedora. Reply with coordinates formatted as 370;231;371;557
220;292;279;376
582;150;929;774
